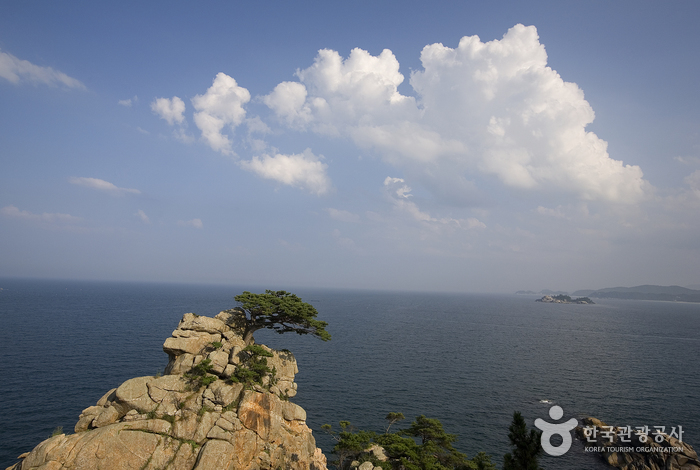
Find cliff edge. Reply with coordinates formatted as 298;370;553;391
7;310;328;470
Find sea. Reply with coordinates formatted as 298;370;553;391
1;278;698;469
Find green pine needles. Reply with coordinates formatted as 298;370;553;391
322;414;499;470
228;344;277;388
503;412;543;470
233;290;331;345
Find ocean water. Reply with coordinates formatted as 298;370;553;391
1;279;699;469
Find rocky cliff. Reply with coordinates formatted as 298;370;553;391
7;310;328;470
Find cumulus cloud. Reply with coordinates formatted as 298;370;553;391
192;73;250;155
151;96;186;125
178;218;203;229
0;49;85;89
1;205;81;223
69;177;141;195
263;25;649;203
239;149;331;195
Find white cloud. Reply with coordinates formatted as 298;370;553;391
192;73;250;155
119;95;138;107
536;206;568;219
69;177;141;195
327;208;361;223
1;205;81;223
135;210;150;223
383;177;485;229
178;218;203;229
264;48;415;136
239;148;331;195
151;96;186;125
264;25;649;203
0;49;85;89
685;170;700;197
674;156;700;165
332;228;360;251
173;128;195;143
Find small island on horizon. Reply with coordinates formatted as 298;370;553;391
519;285;700;303
536;294;594;304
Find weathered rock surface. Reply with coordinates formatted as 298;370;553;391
8;310;328;470
576;417;699;470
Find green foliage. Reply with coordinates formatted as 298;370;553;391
229;344;275;388
146;410;157;420
243;344;274;357
211;341;223;349
185;358;217;389
161;414;176;424
198;405;214;416
323;421;375;469
385;412;405;434
182;439;199;451
234;290;330;344
503;412;542;470
200;375;217;387
471;452;497;470
324;414;492;470
50;426;64;437
191;358;213;375
552;294;572;302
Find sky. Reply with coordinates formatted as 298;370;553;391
1;1;699;294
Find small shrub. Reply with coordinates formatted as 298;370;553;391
146;410;157;420
200;375;217;387
185;359;218;389
211;341;223;349
50;426;63;437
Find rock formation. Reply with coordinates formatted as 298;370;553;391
576;417;699;470
7;310;328;470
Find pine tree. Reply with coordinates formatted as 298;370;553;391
503;412;543;470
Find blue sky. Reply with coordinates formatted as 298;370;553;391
1;1;699;293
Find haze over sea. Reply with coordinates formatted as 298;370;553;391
1;279;698;469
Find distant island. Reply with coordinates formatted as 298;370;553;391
536;294;594;304
573;285;700;303
520;285;700;303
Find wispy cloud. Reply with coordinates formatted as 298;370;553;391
0;49;85;89
383;177;485;229
178;218;203;229
327;208;361;223
135;210;150;224
119;95;138;107
1;205;81;224
69;177;141;195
